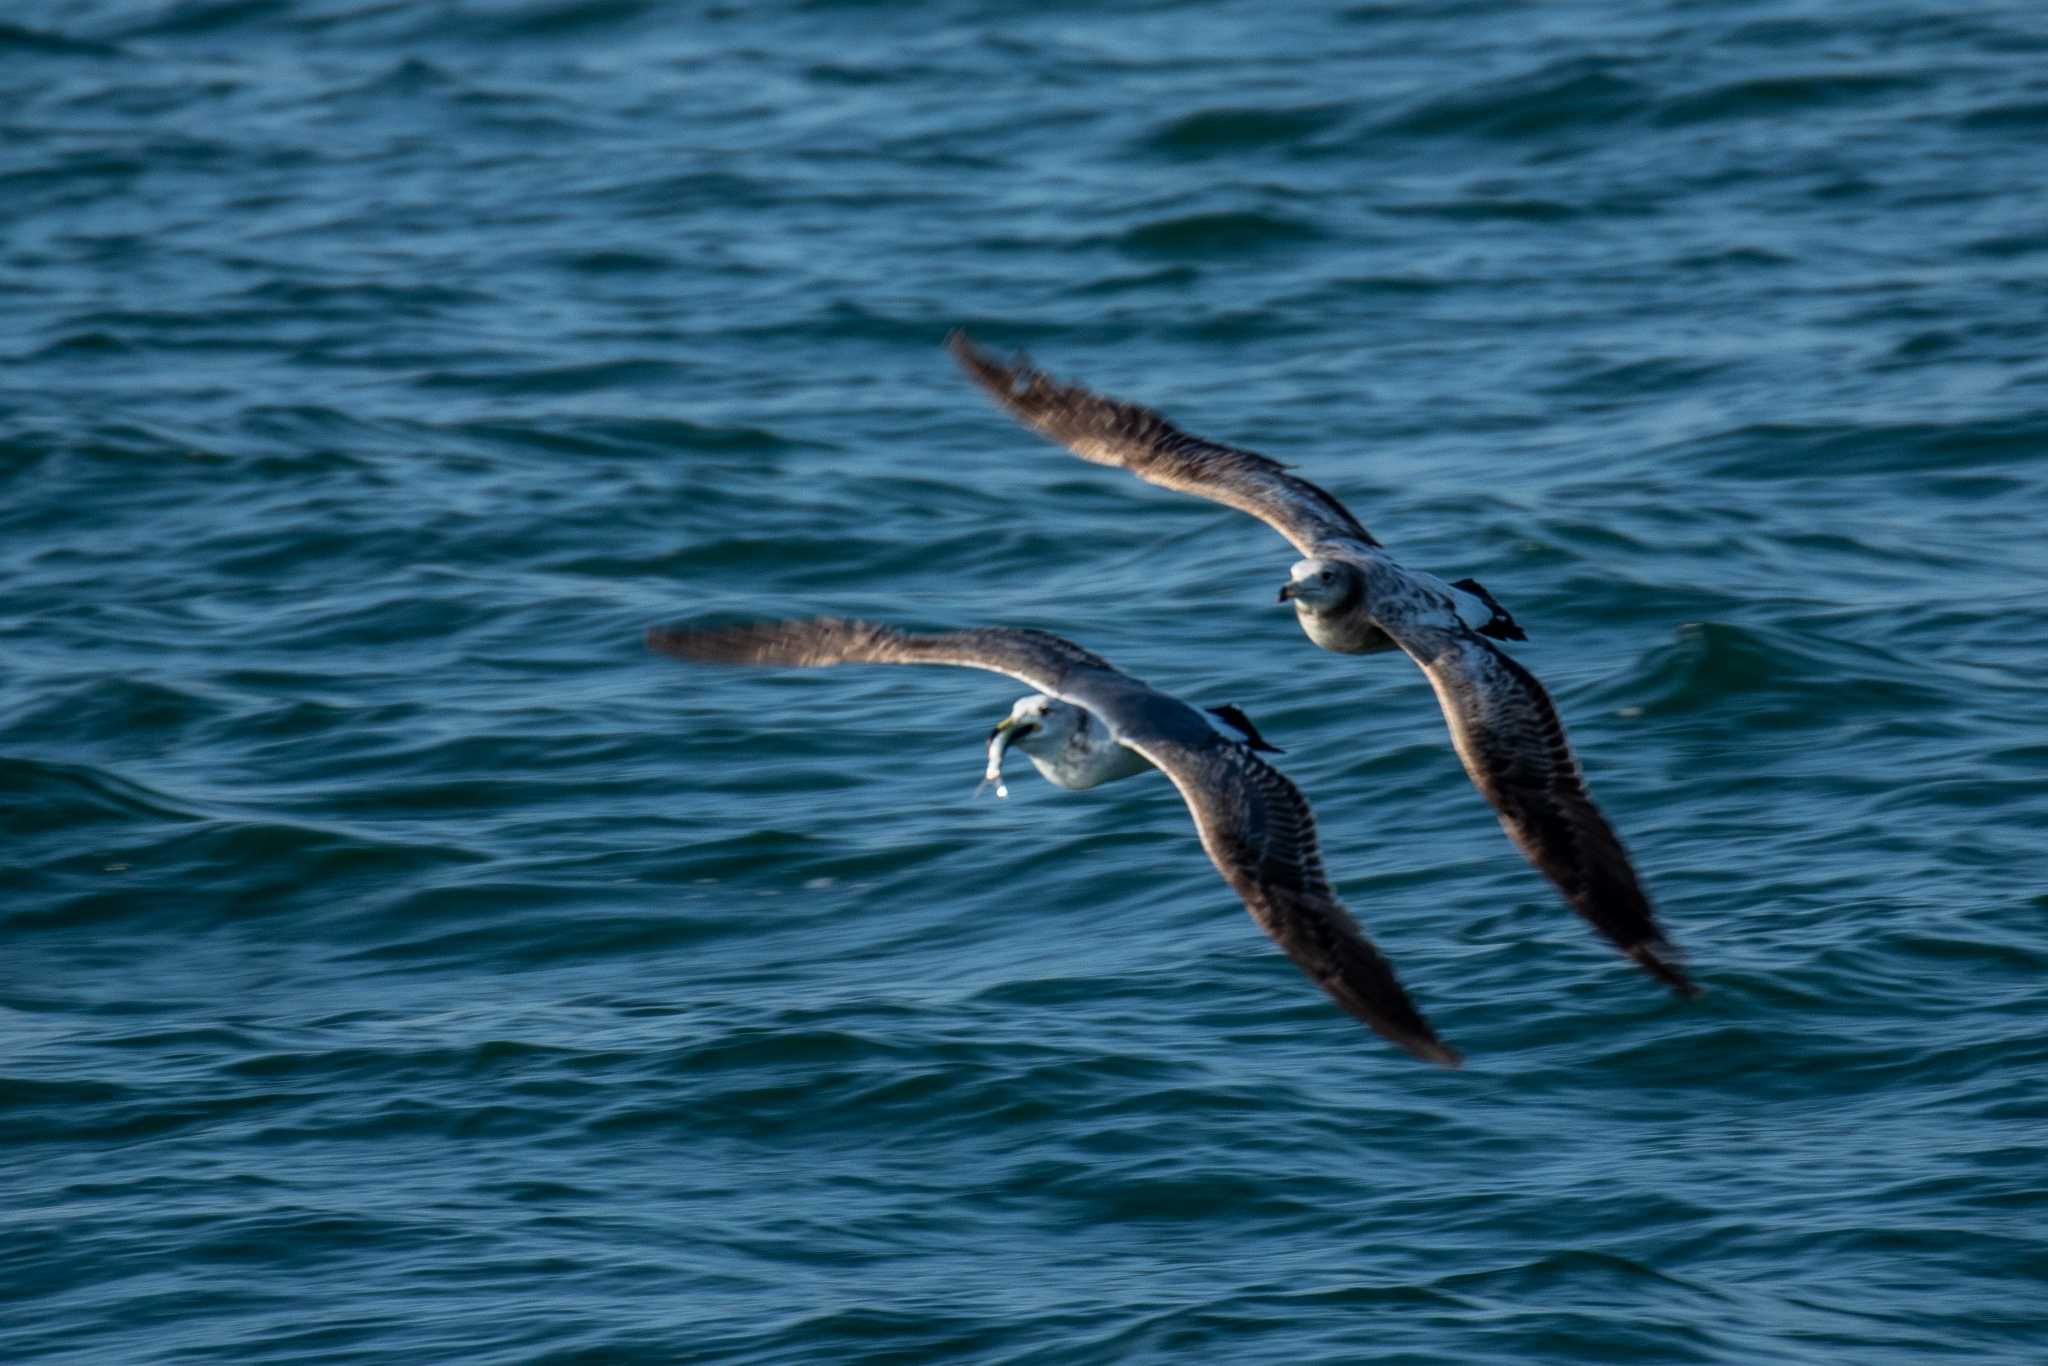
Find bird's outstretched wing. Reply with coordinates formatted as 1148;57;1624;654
650;616;1458;1063
950;331;1377;556
1124;729;1462;1066
1415;632;1697;997
647;616;1117;698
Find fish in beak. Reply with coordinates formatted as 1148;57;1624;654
982;716;1028;799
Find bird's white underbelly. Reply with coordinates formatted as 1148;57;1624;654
1295;606;1398;655
1030;738;1154;790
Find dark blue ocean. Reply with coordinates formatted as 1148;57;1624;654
6;2;2047;1361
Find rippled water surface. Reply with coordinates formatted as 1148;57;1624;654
6;2;2048;1362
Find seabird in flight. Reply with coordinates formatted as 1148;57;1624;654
648;616;1461;1065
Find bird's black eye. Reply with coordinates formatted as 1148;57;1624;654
1319;570;1333;583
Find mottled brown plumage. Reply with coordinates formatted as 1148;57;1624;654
949;331;1379;555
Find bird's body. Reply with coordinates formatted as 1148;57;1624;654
648;617;1460;1066
950;332;1697;998
1283;552;1511;657
989;692;1158;791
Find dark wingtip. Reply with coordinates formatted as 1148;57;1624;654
947;329;1011;388
644;620;769;667
647;622;727;665
1415;1038;1465;1068
1205;703;1284;754
949;330;1061;419
1451;577;1529;643
1630;943;1702;999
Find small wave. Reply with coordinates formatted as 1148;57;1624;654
1339;0;1512;23
236;277;490;315
11;808;485;933
537;246;680;276
40;677;229;750
1137;103;1353;157
1326;271;1455;296
443;413;804;460
465;0;662;41
1065;266;1202;298
412;357;683;397
560;529;901;582
1678;415;2048;479
0;21;122;56
1375;59;1651;141
603;169;778;218
1115;211;1325;259
1955;98;2048;133
27;330;138;359
1434;1247;1719;1300
1541;356;1738;399
1670;245;1798;271
313;55;460;102
114;0;289;40
1654;71;1928;128
1026;1160;1323;1225
1964;227;2048;261
801;59;890;87
0;751;209;835
589;415;804;454
1379;196;1587;223
224;406;401;463
183;1206;438;1264
0;153;144;196
344;894;755;969
1610;620;1945;721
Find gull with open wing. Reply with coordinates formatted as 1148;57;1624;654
649;617;1460;1065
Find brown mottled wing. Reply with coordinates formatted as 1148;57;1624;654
1416;633;1698;996
645;617;1125;701
1123;730;1461;1066
949;331;1379;556
652;616;1457;1064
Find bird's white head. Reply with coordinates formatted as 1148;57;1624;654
1277;557;1360;614
983;695;1082;797
991;695;1082;757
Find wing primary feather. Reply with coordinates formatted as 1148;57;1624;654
1419;632;1697;997
1137;737;1461;1066
949;331;1379;555
1449;577;1528;643
647;618;1118;700
1205;703;1284;754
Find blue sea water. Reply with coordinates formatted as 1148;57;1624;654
5;1;2048;1361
